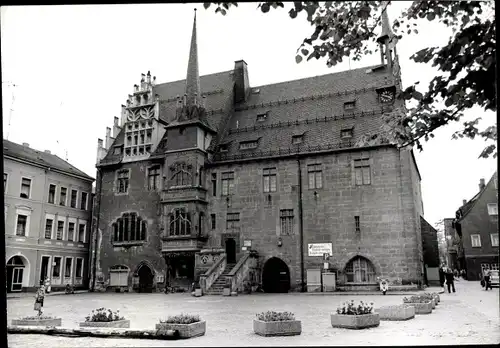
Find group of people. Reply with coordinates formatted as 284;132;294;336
439;265;457;293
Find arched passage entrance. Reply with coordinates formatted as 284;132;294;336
137;263;154;293
6;256;26;292
262;257;290;293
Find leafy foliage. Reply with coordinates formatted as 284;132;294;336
256;311;296;321
403;295;432;303
203;1;497;158
336;300;374;315
85;308;125;322
160;314;201;324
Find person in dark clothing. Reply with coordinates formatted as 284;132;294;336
445;268;456;293
439;266;446;288
484;270;492;290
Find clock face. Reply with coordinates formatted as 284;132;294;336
380;90;395;103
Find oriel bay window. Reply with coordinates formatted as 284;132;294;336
169;208;192;236
170;163;192;187
112;212;147;243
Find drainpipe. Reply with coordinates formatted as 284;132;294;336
91;168;103;291
297;156;306;292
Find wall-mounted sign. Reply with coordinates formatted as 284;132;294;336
308;243;333;257
243;240;252;247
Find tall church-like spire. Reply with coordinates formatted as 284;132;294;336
376;1;398;68
185;9;201;107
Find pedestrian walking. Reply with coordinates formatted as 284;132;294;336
34;280;46;317
484;270;493;290
445;267;456;293
439;265;446;290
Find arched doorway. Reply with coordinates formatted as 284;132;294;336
225;238;236;264
344;256;376;283
6;256;26;293
137;264;154;293
262;257;290;293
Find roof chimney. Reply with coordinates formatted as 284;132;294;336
22;142;29;147
462;199;467;206
479;178;486;191
44;150;51;154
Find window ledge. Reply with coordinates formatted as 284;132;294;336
112;241;146;247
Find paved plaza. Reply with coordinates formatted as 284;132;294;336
7;281;499;347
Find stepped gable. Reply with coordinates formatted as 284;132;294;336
3;139;94;180
215;64;399;160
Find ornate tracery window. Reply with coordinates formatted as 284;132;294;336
112;212;147;243
169;163;192;187
169;208;192;236
344;256;376;283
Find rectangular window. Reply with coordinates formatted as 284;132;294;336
68;222;75;241
80;192;88;210
16;215;27;236
239;141;258;150
487;203;498;216
70;189;78;208
52;257;62;277
78;223;86;243
355;216;360;233
20;178;31;198
211;173;217;197
226;212;240;231
48;184;56;204
4;173;7;192
117;170;130;193
211;214;216;229
59;187;67;206
471;234;481;247
64;258;72;278
44;219;53;239
56;220;64;240
292;135;303;144
344;101;356;110
75;258;84;279
221;172;235;196
307;164;323;189
491;233;499;247
354;158;371;185
280;209;294;236
148;166;161;190
263;168;277;193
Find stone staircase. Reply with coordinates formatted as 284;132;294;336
205;263;236;295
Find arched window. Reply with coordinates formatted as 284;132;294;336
112;213;147;243
344;256;376;283
169;208;192;236
170;163;192;187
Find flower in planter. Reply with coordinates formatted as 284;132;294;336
85;308;125;322
256;311;295;322
22;315;56;320
159;314;201;324
403;296;429;304
336;301;374;315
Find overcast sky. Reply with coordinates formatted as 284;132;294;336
1;3;497;229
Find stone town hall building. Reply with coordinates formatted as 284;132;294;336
91;9;425;294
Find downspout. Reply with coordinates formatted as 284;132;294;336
91;167;102;291
297;156;305;292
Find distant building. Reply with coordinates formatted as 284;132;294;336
91;8;428;294
4;140;94;292
420;216;440;286
448;173;498;280
443;217;464;271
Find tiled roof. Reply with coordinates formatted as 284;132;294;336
3;139;94;181
458;171;498;220
100;129;125;164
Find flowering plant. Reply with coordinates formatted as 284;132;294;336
159;314;201;324
256;311;295;322
22;315;56;320
336;300;374;315
403;296;430;304
85;308;124;322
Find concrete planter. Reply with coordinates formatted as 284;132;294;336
79;319;130;328
11;317;62;327
375;305;415;321
156;321;206;339
253;319;302;337
405;301;433;314
330;313;380;329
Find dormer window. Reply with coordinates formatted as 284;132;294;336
256;112;268;122
113;146;122;155
239;140;258;150
292;135;304;144
341;128;353;139
344;101;356;110
219;144;229;153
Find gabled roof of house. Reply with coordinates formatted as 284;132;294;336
457;171;498;221
3;139;94;181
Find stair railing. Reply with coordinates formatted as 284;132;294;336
200;254;226;294
225;252;252;293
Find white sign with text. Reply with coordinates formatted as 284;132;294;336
308;243;333;257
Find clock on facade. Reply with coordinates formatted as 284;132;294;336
379;90;395;103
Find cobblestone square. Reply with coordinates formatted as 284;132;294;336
7;282;499;347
